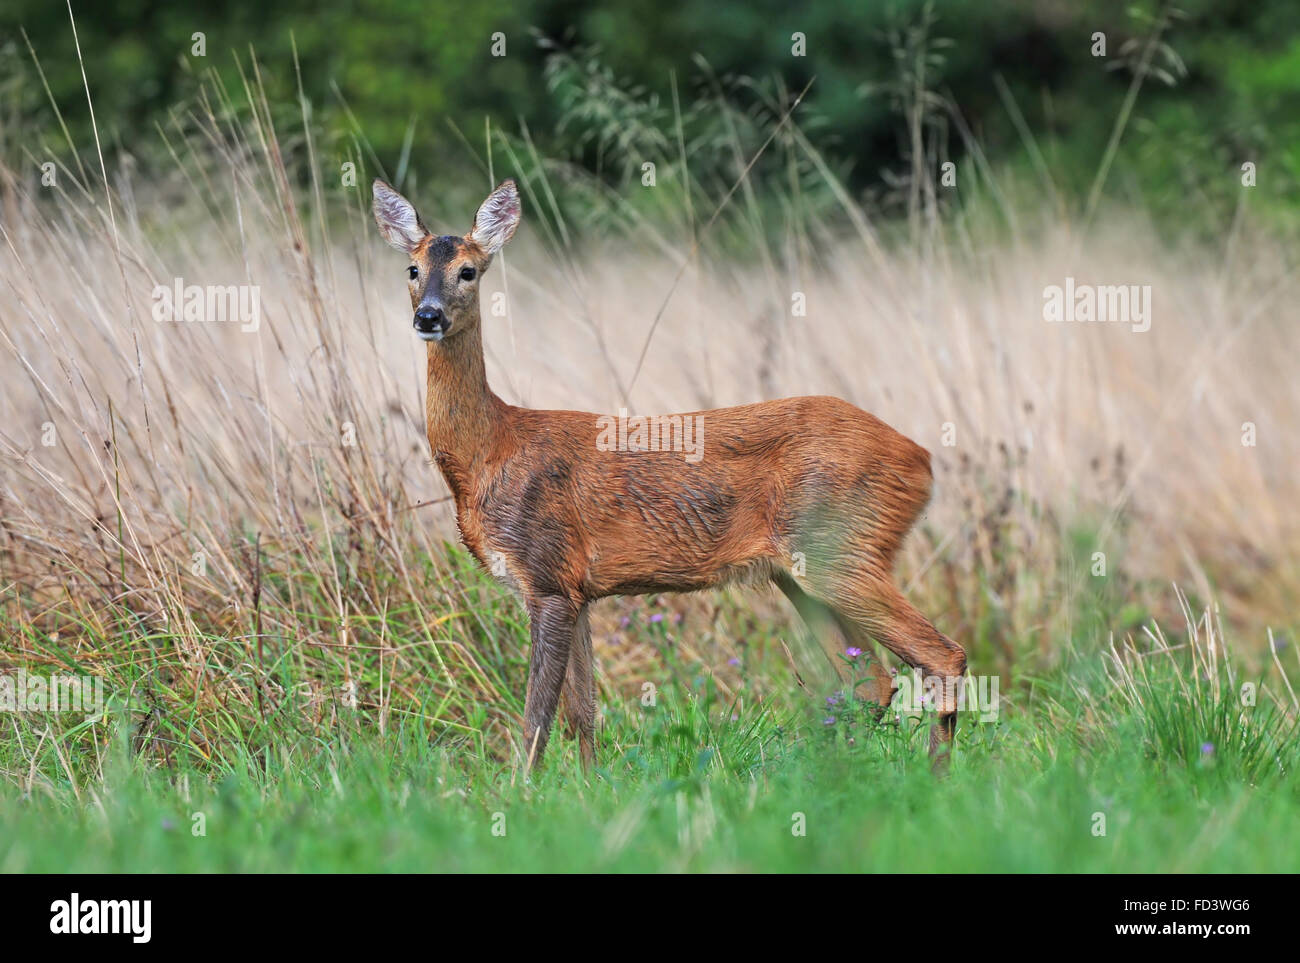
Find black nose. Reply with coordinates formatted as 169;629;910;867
414;306;445;335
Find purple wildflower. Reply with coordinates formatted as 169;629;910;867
845;646;863;659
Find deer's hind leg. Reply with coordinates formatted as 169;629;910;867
560;604;597;770
797;459;966;767
812;573;966;766
774;572;895;716
792;534;964;763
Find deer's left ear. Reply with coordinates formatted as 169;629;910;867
372;179;427;254
468;180;521;256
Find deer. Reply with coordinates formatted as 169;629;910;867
372;177;967;772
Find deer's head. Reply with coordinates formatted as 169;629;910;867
372;179;521;342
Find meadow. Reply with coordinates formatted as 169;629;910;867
1;44;1298;873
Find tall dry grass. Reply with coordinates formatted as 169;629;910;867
1;57;1297;768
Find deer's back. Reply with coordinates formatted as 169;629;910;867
460;396;931;598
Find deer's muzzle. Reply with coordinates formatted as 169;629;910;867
414;305;449;341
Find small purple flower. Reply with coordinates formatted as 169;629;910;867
619;615;631;628
727;657;740;667
826;693;843;706
161;818;175;831
1200;742;1215;756
823;716;837;726
648;613;664;624
845;646;863;659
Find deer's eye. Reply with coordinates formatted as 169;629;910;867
459;266;477;282
408;266;418;281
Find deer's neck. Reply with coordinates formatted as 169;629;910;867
424;326;504;490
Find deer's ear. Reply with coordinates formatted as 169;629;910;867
372;179;427;254
468;180;521;256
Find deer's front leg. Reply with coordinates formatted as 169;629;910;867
522;594;577;768
561;605;597;770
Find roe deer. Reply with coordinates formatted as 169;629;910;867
373;178;967;771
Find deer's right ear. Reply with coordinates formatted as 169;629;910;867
372;179;427;254
468;180;521;256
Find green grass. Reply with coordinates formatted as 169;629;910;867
3;531;1296;873
3;641;1297;873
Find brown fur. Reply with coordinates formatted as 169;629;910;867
374;178;967;771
